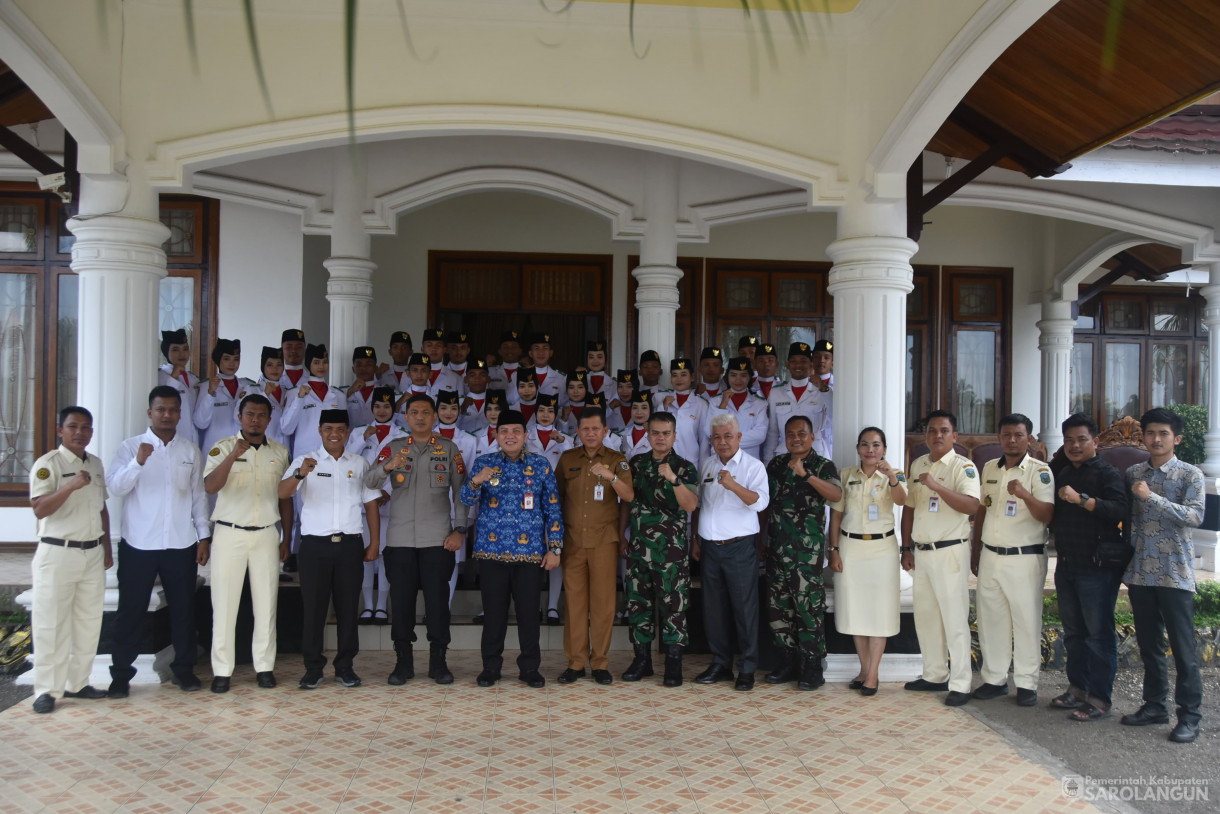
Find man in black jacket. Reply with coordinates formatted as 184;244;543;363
1049;413;1129;722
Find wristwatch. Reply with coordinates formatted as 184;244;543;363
293;467;305;480
1077;492;1090;505
452;526;467;535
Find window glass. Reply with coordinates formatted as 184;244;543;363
159;276;195;336
0;273;38;483
719;324;763;358
1152;300;1190;333
57;274;78;415
906;331;923;432
0;204;38;254
1104;343;1141;424
954;330;995;434
1150;342;1189;406
1069;343;1093;416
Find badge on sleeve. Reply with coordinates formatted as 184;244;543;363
1040;471;1051;484
36;467;50;480
619;460;629;471
209;448;221;457
964;467;976;479
896;472;906;482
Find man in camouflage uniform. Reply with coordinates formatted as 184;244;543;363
764;414;842;691
622;412;700;686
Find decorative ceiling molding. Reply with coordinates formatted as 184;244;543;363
1052;232;1153;303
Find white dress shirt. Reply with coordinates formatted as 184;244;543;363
284;448;381;536
107;428;211;550
696;447;770;540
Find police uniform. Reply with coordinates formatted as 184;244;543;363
195;339;256;454
906;448;981;694
765;450;841;677
626;450;698;651
28;444;109;706
158;329;199;446
763;343;832;462
555;443;633;673
205;433;291;680
368;428;469;676
830;465;907;637
345;346;380;428
976;453;1053;693
285;426;381;683
707;358;769;461
459;442;564;680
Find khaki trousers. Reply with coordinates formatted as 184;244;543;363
209;525;281;676
562;542;619;671
976;548;1048;690
31;543;105;699
912;542;972;693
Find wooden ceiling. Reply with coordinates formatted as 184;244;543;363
927;0;1220;177
0;59;53;128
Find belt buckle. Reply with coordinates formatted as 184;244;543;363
861;533;875;541
330;534;343;543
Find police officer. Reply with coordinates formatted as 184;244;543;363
902;410;981;707
971;413;1053;707
203;395;293;692
763;342;832;462
29;407;113;713
372;394;469;685
622;411;699;686
555;408;635;685
763;415;842;691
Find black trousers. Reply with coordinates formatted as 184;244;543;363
299;535;364;673
479;559;543;674
110;540;199;681
383;545;455;649
1128;584;1203;725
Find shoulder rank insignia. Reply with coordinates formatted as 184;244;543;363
209;448;221;457
1040;472;1051;484
455;453;465;475
35;467;50;480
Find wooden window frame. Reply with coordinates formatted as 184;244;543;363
938;267;1011;433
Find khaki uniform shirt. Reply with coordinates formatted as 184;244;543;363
29;446;107;540
980;454;1053;548
907;449;980;543
555;445;633;548
365;433;468;548
205;436;291;528
831;465;907;536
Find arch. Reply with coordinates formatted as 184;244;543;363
866;0;1057;197
1051;232;1151;302
0;3;121;173
148;104;846;206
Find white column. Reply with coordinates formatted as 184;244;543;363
1037;297;1076;455
825;199;916;470
67;173;169;471
632;155;682;373
325;150;375;385
1201;272;1220;478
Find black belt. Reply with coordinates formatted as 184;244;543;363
841;530;896;541
704;535;746;546
913;538;965;551
40;536;103;550
304;533;361;543
215;520;275;532
984;543;1045;556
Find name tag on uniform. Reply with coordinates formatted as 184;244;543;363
523;493;535;510
868;504;879;522
316;472;332;478
928;495;939;513
594;483;605;501
1005;498;1018;517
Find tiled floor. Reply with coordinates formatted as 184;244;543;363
0;651;1098;814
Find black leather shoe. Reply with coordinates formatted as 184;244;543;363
765;660;800;684
592;669;613;686
63;685;107;699
1121;705;1170;726
32;693;54;714
1016;688;1038;707
557;668;586;685
211;676;231;694
734;672;755;691
848;679;865;691
796;660;824;692
860;685;878;697
944;691;970;707
972;682;1009;700
283;554;298;573
904;678;949;692
622;644;654;682
106;680;130;699
256;672;277;689
172;673;202;692
695;664;733;685
519;670;546;688
476;669;500;687
1169;720;1200;743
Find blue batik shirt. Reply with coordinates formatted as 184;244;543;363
460;450;564;563
1124;455;1205;591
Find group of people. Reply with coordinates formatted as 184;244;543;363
24;326;1206;745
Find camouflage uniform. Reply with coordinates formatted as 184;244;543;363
626;450;699;647
765;451;840;660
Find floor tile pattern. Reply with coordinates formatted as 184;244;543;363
0;651;1099;813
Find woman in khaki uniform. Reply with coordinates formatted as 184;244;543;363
828;427;907;696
